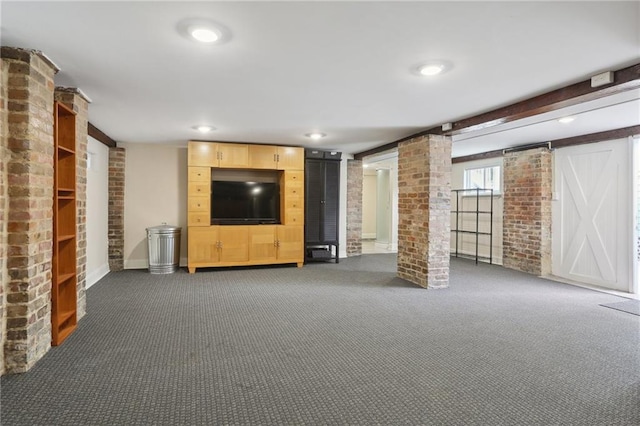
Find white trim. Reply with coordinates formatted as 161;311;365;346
124;257;189;270
362;233;376;239
630;136;639;294
86;263;110;289
124;259;148;270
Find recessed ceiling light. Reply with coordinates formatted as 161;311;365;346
190;27;220;43
178;19;230;45
363;164;369;168
305;132;326;140
419;64;445;76
558;116;575;124
193;125;215;133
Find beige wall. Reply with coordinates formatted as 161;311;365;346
362;172;377;239
121;143;188;269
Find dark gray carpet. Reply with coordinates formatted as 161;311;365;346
601;299;640;316
2;255;639;425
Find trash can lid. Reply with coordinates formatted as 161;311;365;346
146;225;182;233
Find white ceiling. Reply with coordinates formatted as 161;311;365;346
2;1;639;157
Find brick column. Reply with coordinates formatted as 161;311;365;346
397;135;452;289
1;47;58;373
346;159;363;256
503;147;552;275
108;147;125;271
54;87;89;319
0;53;9;375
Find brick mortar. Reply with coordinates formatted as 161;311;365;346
397;135;452;289
108;147;125;271
502;148;552;275
346;160;363;256
0;54;9;375
2;49;56;374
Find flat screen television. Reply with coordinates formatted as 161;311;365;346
211;180;280;225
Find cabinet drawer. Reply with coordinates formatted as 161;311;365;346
189;167;210;182
188;182;209;197
284;198;303;210
285;171;304;183
188;197;209;212
188;212;210;226
284;185;303;198
284;210;304;225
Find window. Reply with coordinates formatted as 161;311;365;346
464;165;501;193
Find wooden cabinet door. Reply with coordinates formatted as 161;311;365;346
249;226;277;262
189;227;219;264
219;226;249;262
276;146;304;170
277;225;303;262
249;144;278;169
218;143;249;168
188;141;218;167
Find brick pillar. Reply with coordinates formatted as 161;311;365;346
0;52;9;375
1;47;58;373
54;87;89;319
108;147;125;271
397;135;452;289
503;147;552;275
346;159;363;256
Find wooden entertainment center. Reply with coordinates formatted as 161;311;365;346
187;141;305;273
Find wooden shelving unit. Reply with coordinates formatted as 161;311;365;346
52;101;77;345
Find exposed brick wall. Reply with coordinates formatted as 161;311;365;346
0;53;9;375
397;135;452;289
1;47;57;373
108;147;125;271
346;159;363;256
54;88;89;319
503;147;552;275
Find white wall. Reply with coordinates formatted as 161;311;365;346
362;172;377;239
451;157;504;264
86;136;109;287
121;143;188;269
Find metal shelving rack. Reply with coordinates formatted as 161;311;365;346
451;188;494;264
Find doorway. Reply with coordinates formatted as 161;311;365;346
362;151;398;254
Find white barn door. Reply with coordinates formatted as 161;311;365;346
552;139;632;292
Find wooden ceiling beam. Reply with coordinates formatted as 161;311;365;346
354;62;640;160
88;122;117;148
452;125;640;164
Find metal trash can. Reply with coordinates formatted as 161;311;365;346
146;225;181;274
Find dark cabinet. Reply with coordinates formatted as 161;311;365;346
305;151;341;262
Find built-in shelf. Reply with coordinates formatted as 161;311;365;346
52;101;78;346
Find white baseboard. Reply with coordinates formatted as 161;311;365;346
124;257;189;270
86;263;110;289
362;233;376;240
124;259;148;270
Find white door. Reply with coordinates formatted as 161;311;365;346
552;139;632;292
